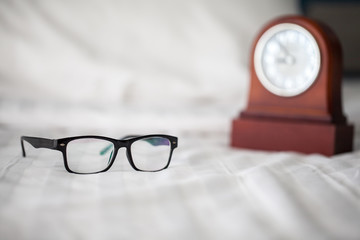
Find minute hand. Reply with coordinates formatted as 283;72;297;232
277;41;291;55
276;41;296;65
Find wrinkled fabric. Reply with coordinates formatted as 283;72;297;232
0;130;360;240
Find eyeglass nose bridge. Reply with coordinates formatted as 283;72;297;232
99;140;128;156
105;141;137;171
116;139;131;148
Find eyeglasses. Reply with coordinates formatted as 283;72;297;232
21;135;178;174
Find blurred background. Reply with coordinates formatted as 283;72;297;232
301;0;360;76
0;0;359;136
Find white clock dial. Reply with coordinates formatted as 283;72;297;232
254;23;321;97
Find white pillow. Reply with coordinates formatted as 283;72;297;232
0;0;298;107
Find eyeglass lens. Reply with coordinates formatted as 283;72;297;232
66;138;114;174
131;137;171;171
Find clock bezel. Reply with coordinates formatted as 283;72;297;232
254;23;321;97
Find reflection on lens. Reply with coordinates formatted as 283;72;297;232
131;137;171;171
66;138;114;174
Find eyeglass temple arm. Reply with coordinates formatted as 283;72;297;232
119;135;139;140
119;135;174;147
119;135;174;146
99;135;171;156
21;136;57;157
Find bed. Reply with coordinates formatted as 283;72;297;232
1;1;360;239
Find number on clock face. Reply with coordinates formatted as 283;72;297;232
254;23;321;97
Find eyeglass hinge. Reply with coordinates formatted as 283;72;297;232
53;140;58;149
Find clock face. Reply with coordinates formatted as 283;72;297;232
254;23;321;97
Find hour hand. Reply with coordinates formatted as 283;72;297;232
276;55;295;65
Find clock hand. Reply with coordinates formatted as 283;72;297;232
275;41;296;65
276;55;296;65
277;41;291;55
276;57;287;64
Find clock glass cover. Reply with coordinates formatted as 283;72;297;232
254;23;321;97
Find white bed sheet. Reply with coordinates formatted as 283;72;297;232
1;124;360;240
0;80;360;240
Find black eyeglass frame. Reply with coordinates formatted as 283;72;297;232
21;135;178;174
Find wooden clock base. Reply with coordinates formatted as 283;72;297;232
231;117;354;156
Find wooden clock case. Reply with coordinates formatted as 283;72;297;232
231;15;353;156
